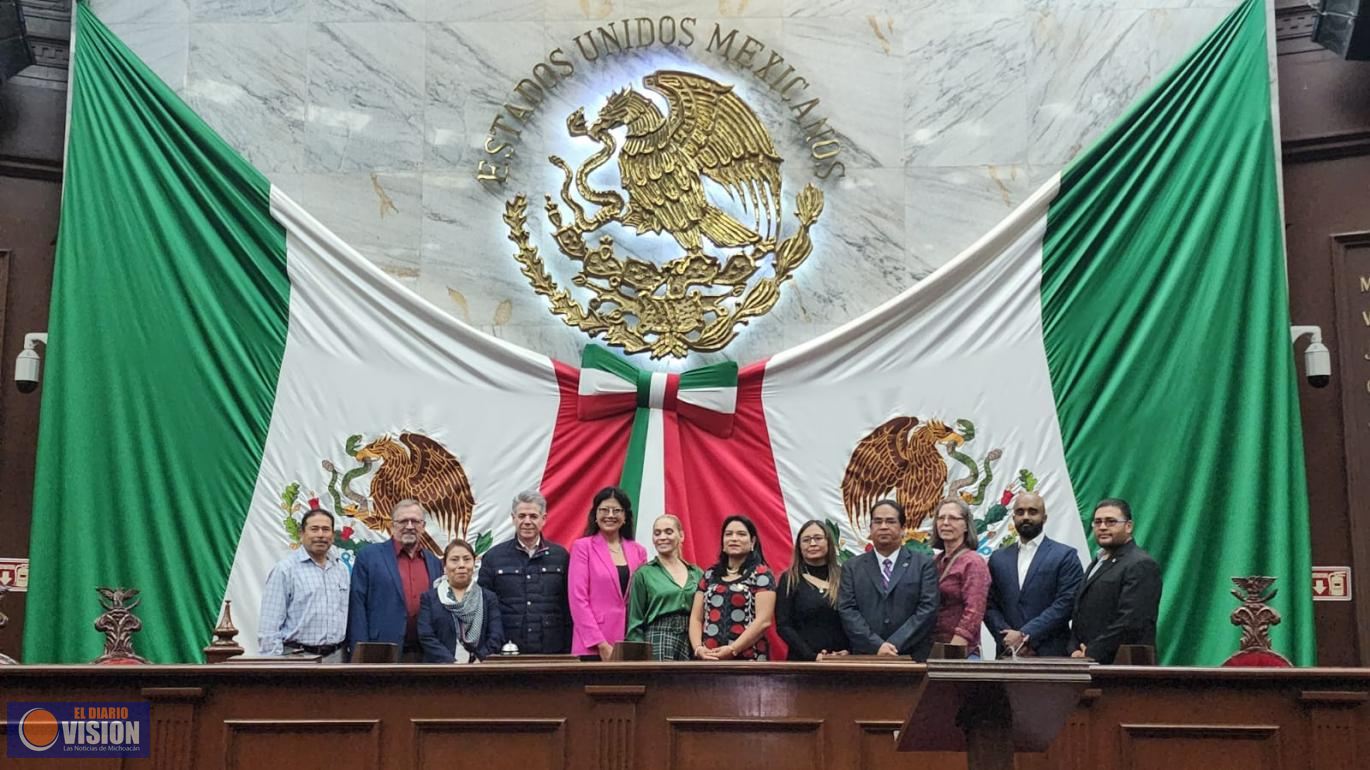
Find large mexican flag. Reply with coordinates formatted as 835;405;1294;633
25;0;1312;665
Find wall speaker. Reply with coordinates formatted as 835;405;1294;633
1313;0;1370;60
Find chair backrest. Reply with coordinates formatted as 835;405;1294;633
609;641;652;661
1224;576;1292;667
1114;645;1156;666
350;642;400;664
1221;649;1292;668
928;643;968;660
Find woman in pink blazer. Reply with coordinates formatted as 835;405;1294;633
568;486;649;658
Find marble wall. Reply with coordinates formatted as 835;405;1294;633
89;0;1246;367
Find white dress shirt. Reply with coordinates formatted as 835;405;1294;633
1017;534;1042;589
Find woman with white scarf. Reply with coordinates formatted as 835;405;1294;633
419;539;505;663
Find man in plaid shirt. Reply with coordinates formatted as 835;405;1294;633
258;507;350;662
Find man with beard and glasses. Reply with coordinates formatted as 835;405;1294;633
259;507;350;662
347;499;443;662
985;492;1085;658
1069;498;1162;664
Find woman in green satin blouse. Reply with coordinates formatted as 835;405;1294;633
625;515;703;661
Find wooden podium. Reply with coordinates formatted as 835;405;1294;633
897;659;1092;770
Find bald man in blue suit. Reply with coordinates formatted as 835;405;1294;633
985;492;1084;657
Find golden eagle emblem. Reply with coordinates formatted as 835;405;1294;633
504;69;825;358
277;433;494;561
354;433;475;556
591;71;783;252
841;417;966;536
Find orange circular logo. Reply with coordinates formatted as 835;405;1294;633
18;708;59;751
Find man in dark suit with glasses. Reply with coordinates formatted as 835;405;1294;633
1069;498;1162;664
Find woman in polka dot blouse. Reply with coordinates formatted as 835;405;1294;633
688;515;777;660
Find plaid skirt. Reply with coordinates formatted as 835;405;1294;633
644;612;691;661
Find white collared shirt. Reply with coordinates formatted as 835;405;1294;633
878;552;897;583
1017;534;1042;589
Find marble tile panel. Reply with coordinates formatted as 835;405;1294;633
187;23;307;174
426;0;544;22
903;13;1031;168
105;23;189;92
760;166;908;329
544;0;624;22
904;164;1037;276
1028;0;1236;10
426;21;556;173
88;0;189;24
777;16;903;170
273;171;424;272
389;271;421;293
1024;6;1151;168
188;0;306;22
1141;5;1241;78
622;0;785;19
786;0;1025;17
422;172;558;329
305;22;425;172
1026;4;1241;169
309;0;424;22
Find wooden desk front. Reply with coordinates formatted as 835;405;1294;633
1;663;1366;770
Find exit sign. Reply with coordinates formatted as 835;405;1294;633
1312;566;1351;601
0;557;27;592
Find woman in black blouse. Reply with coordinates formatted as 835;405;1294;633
776;520;850;661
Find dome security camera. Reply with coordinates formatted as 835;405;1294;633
15;348;40;393
14;332;47;394
1290;325;1330;389
1304;340;1330;389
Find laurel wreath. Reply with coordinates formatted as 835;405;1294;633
504;184;824;359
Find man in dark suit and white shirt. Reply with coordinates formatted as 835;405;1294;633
838;499;940;660
1070;498;1162;664
985;491;1084;657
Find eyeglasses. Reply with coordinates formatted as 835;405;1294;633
597;507;625;516
799;535;826;545
394;519;424;528
1092;517;1127;528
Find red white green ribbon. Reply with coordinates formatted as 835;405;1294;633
577;346;738;536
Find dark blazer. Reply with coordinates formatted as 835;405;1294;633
1069;540;1162;664
346;541;443;655
985;536;1085;657
477;538;572;654
417;586;506;662
837;548;940;660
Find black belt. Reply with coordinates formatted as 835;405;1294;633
285;641;342;656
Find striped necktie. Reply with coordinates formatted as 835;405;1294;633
881;557;893;589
